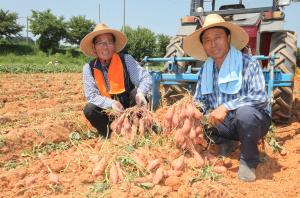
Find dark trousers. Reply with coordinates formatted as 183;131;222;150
208;106;271;168
83;89;137;137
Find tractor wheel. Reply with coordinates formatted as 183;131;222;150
162;36;189;104
269;31;297;123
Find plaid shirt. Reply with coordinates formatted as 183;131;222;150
82;54;152;109
194;53;269;115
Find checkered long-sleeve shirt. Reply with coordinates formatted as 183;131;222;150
194;53;269;115
82;54;152;109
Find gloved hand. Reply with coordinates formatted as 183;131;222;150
111;101;124;113
135;92;147;106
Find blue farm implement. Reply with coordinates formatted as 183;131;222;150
144;55;294;122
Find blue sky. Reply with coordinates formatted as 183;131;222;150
1;0;300;46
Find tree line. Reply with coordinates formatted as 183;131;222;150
0;9;171;60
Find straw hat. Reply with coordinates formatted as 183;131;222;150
80;23;127;57
183;14;249;60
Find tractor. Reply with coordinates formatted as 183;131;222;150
145;0;297;123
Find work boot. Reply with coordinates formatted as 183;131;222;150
218;140;238;157
238;161;256;182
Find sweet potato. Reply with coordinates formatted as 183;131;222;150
109;163;119;185
116;161;124;181
189;127;197;139
182;119;192;135
132;153;147;167
186;104;195;118
180;140;188;150
123;117;131;131
92;157;108;177
195;126;203;136
163;170;183;177
172;114;179;128
139;119;145;135
165;106;175;121
193;151;204;168
110;119;118;132
152;167;164;185
212;165;227;173
146;158;162;172
174;129;185;145
171;155;185;171
133;176;152;183
194;108;203;120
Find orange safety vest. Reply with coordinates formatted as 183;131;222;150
93;53;126;98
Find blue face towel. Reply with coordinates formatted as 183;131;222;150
201;46;243;95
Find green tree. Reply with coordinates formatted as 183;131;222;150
124;26;156;61
297;48;300;66
0;9;23;39
29;9;66;53
156;34;171;57
66;16;95;45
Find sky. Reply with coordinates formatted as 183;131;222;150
1;0;300;46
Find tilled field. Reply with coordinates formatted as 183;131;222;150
0;73;299;198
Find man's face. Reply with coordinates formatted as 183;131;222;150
201;28;230;61
93;33;115;62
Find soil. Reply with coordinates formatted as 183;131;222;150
0;73;299;198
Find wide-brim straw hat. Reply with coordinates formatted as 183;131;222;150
80;23;127;57
183;14;249;60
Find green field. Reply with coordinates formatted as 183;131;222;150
0;52;163;73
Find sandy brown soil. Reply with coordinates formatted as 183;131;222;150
0;73;299;198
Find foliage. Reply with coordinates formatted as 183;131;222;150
189;166;222;184
5;36;35;45
156;34;171;57
0;43;35;55
297;48;300;66
0;50;87;73
29;9;66;53
123;26;157;61
0;9;23;39
66;16;95;45
265;124;282;152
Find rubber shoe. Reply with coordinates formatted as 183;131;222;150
238;162;256;182
218;140;238;157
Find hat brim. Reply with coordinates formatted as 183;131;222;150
80;28;127;57
183;21;249;60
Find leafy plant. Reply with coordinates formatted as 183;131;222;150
190;166;222;184
89;181;110;195
66;16;95;45
3;160;17;170
29;9;66;53
0;9;23;39
0;135;6;148
265;124;282;152
32;142;70;155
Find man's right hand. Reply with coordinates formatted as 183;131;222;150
112;101;124;113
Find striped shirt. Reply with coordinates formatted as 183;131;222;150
82;54;152;109
194;53;269;115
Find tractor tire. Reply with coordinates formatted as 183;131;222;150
269;31;297;123
162;36;189;104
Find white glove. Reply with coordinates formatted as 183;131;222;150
135;92;147;106
111;101;124;113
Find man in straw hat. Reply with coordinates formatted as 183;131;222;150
80;23;151;137
183;14;271;182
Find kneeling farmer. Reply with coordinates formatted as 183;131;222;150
183;14;271;181
80;24;152;137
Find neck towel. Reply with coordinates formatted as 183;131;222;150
200;46;243;95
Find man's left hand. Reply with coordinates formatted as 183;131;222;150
135;92;147;106
208;104;228;126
